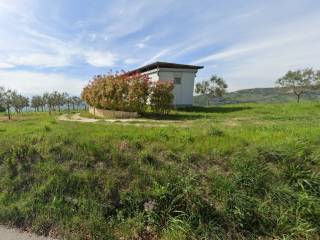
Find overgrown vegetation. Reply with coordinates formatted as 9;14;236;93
149;81;174;114
81;72;174;114
0;102;319;239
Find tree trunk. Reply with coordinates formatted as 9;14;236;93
296;94;301;103
7;107;11;120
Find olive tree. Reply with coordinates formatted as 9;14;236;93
31;95;43;112
0;88;14;120
277;68;320;103
43;93;55;115
195;75;228;106
12;92;29;113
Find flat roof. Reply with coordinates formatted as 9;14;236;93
127;61;204;74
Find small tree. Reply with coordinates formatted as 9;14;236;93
31;95;43;112
43;93;55;115
149;81;174;114
0;88;14;120
277;68;320;103
72;96;82;110
195;75;228;106
12;92;29;113
63;93;72;112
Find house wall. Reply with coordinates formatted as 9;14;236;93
159;68;197;106
143;68;198;106
142;69;159;83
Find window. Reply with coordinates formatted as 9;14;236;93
174;77;181;84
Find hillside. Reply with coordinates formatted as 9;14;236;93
0;103;320;239
193;87;320;105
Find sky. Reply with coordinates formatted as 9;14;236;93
0;0;319;95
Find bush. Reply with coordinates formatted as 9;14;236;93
150;81;174;114
81;72;150;113
82;73;175;114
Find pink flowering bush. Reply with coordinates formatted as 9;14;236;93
149;81;174;114
82;72;174;114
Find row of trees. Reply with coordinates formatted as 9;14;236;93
31;92;82;113
0;87;30;119
81;72;174;114
0;87;83;119
277;68;320;103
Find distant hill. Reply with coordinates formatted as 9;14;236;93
193;87;320;106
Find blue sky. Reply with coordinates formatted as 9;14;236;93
0;0;319;95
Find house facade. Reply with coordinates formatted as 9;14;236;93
128;62;203;106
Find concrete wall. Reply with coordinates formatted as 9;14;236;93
159;68;196;106
89;107;140;119
143;68;197;106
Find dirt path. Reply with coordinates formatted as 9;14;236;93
57;113;184;126
0;226;56;240
58;113;99;123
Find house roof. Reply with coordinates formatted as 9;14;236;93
127;61;204;74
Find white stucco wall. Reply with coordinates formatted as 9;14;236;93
142;69;159;83
143;68;198;106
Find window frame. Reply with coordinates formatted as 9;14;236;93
174;77;181;85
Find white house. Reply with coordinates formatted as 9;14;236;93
128;62;203;106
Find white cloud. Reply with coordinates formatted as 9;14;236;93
0;70;86;95
7;53;71;68
142;49;170;66
192;12;320;90
103;1;174;38
83;51;117;67
136;35;152;49
124;58;140;65
89;33;96;41
0;62;15;69
136;43;146;49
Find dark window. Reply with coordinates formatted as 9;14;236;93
174;77;181;84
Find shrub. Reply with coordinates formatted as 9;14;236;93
81;72;150;113
149;81;174;114
82;73;175;114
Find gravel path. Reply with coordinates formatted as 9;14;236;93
0;226;56;240
57;113;99;123
57;113;182;126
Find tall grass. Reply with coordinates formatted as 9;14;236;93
0;102;319;239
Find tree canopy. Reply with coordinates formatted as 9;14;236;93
195;75;228;105
276;68;320;103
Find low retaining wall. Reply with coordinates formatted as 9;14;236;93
89;107;140;119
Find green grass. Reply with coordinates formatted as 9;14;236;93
0;102;320;239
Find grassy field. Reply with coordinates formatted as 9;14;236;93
0;102;319;239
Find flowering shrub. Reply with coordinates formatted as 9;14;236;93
150;81;174;114
82;72;150;113
82;72;174;114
